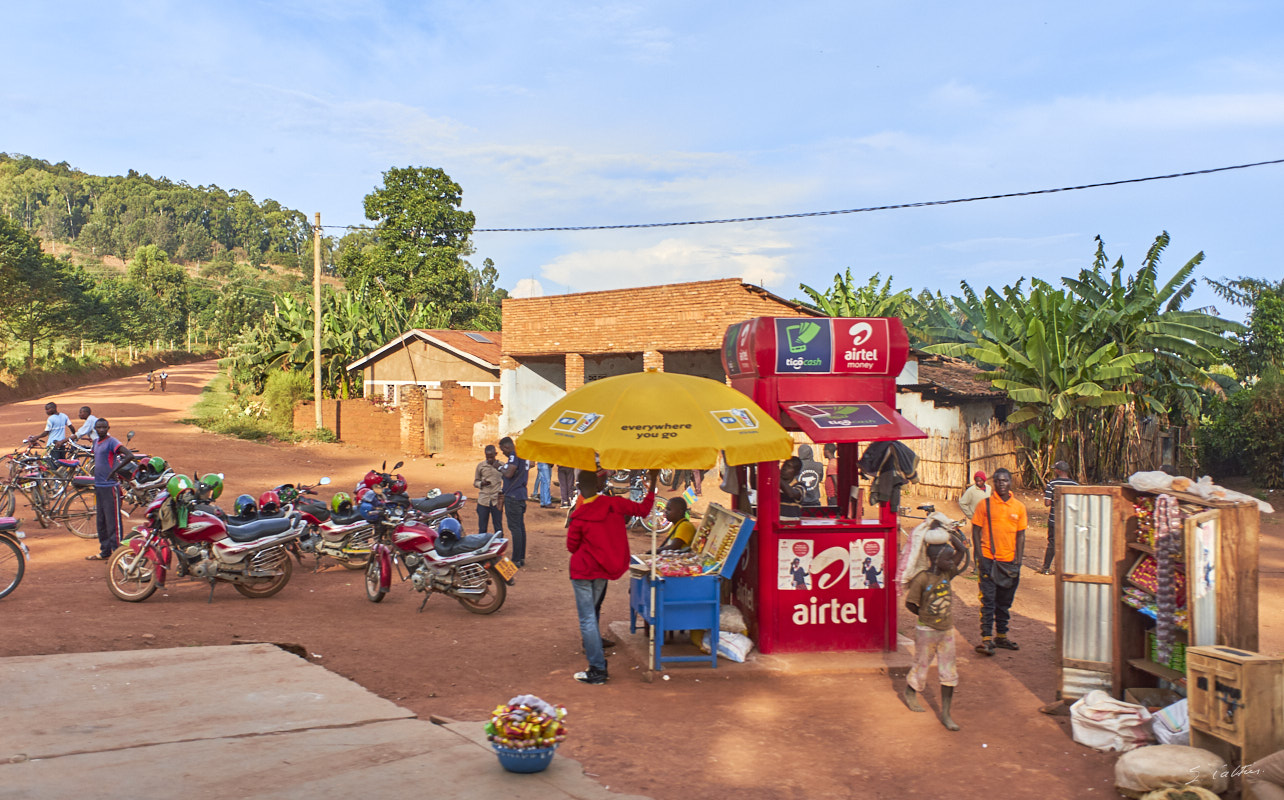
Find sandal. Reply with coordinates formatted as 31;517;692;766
85;553;107;561
994;637;1021;651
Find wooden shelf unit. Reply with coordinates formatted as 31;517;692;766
1054;485;1260;702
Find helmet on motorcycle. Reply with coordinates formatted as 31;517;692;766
274;483;299;505
166;474;196;501
234;494;257;517
258;490;281;514
437;517;462;540
360;470;383;490
331;491;353;514
198;473;223;501
387;474;407;495
146;456;167;476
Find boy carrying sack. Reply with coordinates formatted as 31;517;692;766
903;535;967;731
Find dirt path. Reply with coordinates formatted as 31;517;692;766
1;361;1278;798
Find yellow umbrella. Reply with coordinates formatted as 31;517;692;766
515;370;792;470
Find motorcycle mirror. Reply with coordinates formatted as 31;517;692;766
381;460;387;471
127;431;135;441
319;476;331;486
217;473;225;479
393;461;404;471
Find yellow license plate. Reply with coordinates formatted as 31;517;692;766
495;557;518;581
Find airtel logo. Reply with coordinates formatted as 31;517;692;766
848;321;874;346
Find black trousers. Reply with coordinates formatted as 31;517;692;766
556;466;576;505
503;496;527;563
977;556;1019;638
95;485;121;558
1042;519;1056;571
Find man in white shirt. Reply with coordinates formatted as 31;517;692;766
958;470;991;521
73;406;99;444
33;402;73;459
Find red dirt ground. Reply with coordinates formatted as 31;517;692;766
1;360;1279;798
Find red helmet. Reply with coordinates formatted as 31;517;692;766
258;490;281;514
360;470;383;490
387;474;407;494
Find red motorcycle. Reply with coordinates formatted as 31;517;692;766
291;477;379;570
365;506;515;614
107;476;307;603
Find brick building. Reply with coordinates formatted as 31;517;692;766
499;278;820;435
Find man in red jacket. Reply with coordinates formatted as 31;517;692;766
567;467;659;684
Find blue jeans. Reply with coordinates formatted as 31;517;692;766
535;463;552;506
476;502;502;534
572;578;609;671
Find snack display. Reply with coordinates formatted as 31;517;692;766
1122;586;1189;629
634;551;719;577
1126;553;1186;603
1132;498;1156;548
485;694;568;749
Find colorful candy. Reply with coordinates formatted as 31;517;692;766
486;695;569;749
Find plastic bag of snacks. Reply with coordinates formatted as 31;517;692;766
485;694;568;750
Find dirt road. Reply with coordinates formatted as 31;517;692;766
2;360;1278;798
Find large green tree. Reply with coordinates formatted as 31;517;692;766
0;217;95;366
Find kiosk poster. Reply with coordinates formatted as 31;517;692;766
787;403;890;429
775;319;832;373
850;539;885;590
778;539;812;590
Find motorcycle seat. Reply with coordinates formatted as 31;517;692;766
411;494;456;513
434;532;496;557
298;500;330;522
331;509;367;526
223;517;294;543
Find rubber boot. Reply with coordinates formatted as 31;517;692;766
940;685;960;731
903;683;925;712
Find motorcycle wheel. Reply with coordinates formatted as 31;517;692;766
364;558;387;603
0;486;16;517
233;555;293;599
62;487;98;539
634;497;671;534
455;566;507;615
659;468;676;488
107;546;158;602
0;535;25;599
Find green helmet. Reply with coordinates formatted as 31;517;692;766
166;474;195;498
198;473;224;501
147;456;167;474
331;492;352;514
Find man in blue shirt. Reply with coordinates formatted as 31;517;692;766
499;436;528;567
32;402;73;459
87;418;135;561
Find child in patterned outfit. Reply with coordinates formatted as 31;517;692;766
903;538;966;731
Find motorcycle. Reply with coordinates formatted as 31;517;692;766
107;476;307;603
358;461;468;529
365;504;515;614
0;517;29;599
290;477;380;571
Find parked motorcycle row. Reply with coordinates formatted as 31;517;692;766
102;459;517;614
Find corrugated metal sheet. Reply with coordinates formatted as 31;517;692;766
1061;667;1113;702
1060;492;1113;670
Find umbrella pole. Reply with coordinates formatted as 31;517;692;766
645;522;659;682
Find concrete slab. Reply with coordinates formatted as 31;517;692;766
605;620;914;677
0;645;649;800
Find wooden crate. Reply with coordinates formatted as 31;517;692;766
1187;645;1284;765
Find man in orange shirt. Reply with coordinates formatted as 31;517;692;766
970;467;1027;656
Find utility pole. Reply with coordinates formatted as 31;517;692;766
313;212;323;429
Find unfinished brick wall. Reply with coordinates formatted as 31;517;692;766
501;278;818;356
294;399;402;450
442;380;502;452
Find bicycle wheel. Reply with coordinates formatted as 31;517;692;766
640;496;671;534
60;487;98;539
0;534;25;599
0;485;15;518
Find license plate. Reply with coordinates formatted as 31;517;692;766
495;557;518;581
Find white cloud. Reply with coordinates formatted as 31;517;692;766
927;79;988;109
510;278;545;298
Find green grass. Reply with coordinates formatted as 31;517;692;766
179;370;338;444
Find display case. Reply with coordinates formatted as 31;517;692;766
628;503;754;669
1187;645;1284;766
1053;485;1260;702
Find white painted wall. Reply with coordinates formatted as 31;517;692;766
897;391;963;436
501;359;566;436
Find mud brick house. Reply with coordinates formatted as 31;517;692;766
343;329;503;453
499;278;820;435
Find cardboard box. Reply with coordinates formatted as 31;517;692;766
1124;687;1182;712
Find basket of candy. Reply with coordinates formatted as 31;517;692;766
485;694;568;774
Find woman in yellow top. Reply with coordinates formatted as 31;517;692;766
657;497;696;551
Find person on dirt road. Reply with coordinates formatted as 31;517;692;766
903;538;967;731
499;437;528;567
159;370;169;392
971;467;1027;656
86;418;135;561
958;470;990;522
474;444;504;535
1041;460;1078;574
73;406;99;444
32;402;74;460
567;467;659;685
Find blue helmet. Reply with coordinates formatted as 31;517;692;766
438;517;462;538
234;494;257;517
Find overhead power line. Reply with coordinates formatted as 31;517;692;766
317;157;1284;234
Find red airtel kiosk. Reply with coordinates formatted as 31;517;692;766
722;316;927;654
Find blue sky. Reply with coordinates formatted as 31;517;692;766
3;1;1281;317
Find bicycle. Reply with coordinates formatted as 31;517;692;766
0;519;29;599
0;468;98;538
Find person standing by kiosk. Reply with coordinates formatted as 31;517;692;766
971;467;1027;656
499;437;528;567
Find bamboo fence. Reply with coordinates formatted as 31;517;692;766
906;418;1025;500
